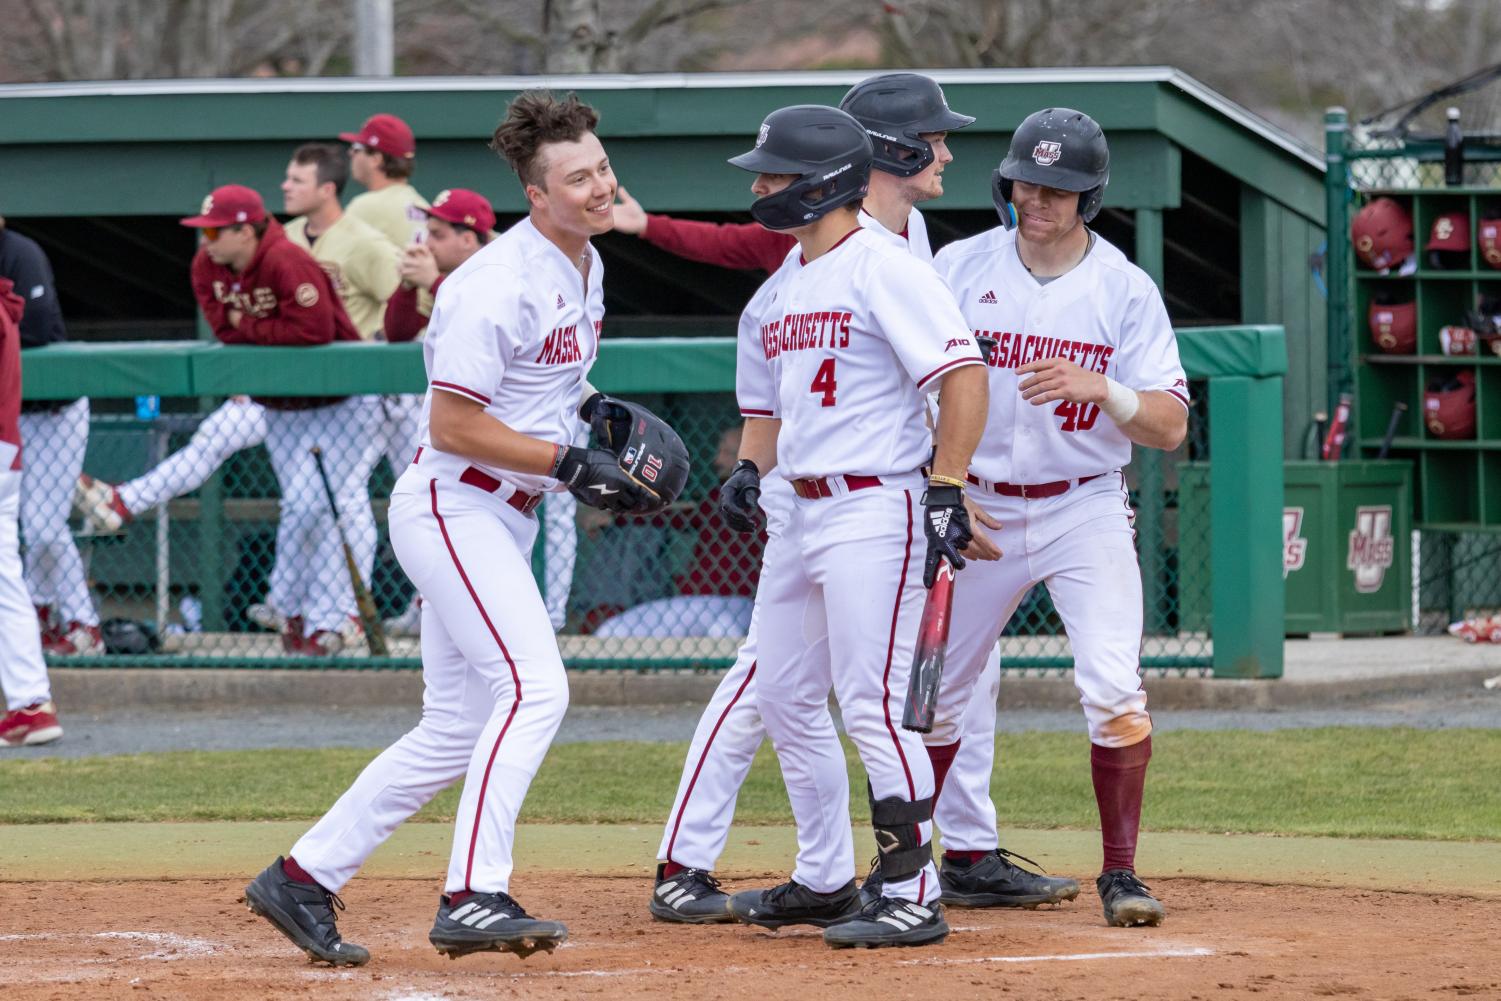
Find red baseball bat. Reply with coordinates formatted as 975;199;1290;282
1322;393;1352;461
902;557;956;733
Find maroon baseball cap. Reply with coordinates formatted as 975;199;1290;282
423;188;496;233
179;185;267;227
339;113;416;159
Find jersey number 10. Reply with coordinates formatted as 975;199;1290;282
1055;400;1100;432
811;358;838;407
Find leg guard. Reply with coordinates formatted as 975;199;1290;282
869;785;933;883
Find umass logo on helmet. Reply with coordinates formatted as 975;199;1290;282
1032;140;1063;166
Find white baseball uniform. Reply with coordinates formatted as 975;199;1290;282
0;469;49;708
738;227;983;905
932;224;1188;749
115;398;270;516
656;213;1004;880
289;216;600;897
20;397;97;631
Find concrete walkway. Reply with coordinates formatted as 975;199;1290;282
44;635;1500;714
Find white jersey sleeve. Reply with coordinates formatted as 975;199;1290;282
736;248;800;418
1114;281;1190;410
864;254;983;393
426;265;528;406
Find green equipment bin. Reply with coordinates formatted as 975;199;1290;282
1178;460;1413;636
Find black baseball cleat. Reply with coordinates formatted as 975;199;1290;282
244;857;370;967
728;878;862;929
429;891;568;959
1097;869;1166;927
650;864;734;924
856;855;885;906
823;895;950;949
939;849;1082;908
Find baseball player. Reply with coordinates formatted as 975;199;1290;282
720;104;989;950
931;108;1189;928
283;142;401;341
246;91;661;965
0;276;62;746
340;114;431;495
650;74;1076;928
0;215;101;655
341;113;431;251
180;184;382;656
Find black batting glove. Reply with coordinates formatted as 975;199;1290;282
553;445;655;514
921;483;973;588
719;459;762;533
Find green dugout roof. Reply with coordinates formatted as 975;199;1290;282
2;67;1322;221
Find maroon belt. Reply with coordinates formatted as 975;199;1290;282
412;447;542;515
965;471;1104;500
790;474;883;500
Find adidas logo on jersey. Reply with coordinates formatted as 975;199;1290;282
556;294;566;309
978;290;998;304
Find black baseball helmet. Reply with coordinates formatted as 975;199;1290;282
992;107;1110;229
838;72;975;177
729;105;873;230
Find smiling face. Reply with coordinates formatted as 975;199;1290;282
1009;179;1083;246
525;132;616;244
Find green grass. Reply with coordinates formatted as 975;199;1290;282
2;728;1498;841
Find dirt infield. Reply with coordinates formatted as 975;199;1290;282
3;876;1497;1000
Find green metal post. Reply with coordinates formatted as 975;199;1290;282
1324;107;1352;408
1133;208;1168;633
1208;375;1285;678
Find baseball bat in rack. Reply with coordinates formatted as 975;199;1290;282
310;446;388;656
1322;394;1352;461
1377;401;1408;459
902;557;956;733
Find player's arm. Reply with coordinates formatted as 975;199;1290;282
736;416;779;473
718;416;778;533
189;250;239;342
237;257;337;346
614;186;795;274
1017;359;1187;451
929;365;987;482
429;389;558;474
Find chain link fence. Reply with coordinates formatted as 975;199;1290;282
24;376;1213;673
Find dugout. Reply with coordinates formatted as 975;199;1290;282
1;68;1325;455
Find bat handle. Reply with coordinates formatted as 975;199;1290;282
309;446;342;519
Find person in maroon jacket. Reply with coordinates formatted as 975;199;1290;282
612;185;794;274
0;277;61;746
382;188;496;343
183;184;382;656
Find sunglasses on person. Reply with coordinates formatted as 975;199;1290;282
200;224;243;241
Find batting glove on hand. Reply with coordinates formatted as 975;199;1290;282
553;445;657;515
719;459;762;533
921;483;972;587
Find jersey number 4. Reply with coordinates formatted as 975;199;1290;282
811;358;838;407
1055;400;1100;432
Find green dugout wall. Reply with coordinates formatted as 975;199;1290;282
2;68;1323;454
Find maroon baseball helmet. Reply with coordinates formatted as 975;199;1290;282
1368;300;1416;354
1424;370;1476;440
1478;216;1501;269
1351;197;1413;271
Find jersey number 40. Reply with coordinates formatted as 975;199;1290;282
1055;400;1100;432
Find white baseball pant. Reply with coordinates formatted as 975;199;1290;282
262;397;381;633
18;398;96;626
0;470;50;709
116;397;268;515
290;467;568;894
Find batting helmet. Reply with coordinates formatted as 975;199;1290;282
992;107;1110;229
1368;299;1416;354
1424;370;1476;440
729;105;873;230
584;397;691;513
1350;197;1413;272
838;72;975;178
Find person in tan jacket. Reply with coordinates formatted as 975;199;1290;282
340;114;429;249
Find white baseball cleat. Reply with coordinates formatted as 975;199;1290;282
74;475;129;535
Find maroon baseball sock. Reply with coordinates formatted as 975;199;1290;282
925;740;961;803
1090;735;1152;874
448;890;475;906
281;856;318;886
943;850;989;865
662;861;687;879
